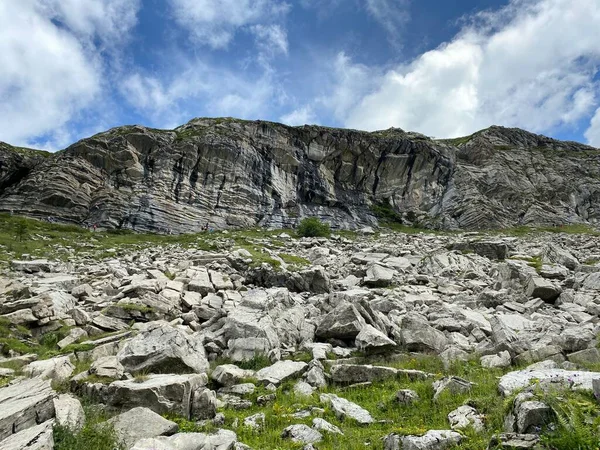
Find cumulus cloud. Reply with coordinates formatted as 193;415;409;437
586;108;600;147
120;63;284;127
332;0;600;138
168;0;290;50
0;0;140;148
280;106;315;126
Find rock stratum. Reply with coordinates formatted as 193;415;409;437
1;118;599;232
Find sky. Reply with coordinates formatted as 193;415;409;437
1;0;600;151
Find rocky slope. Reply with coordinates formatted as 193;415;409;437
0;118;599;232
1;227;600;449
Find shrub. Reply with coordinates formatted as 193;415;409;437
296;217;330;238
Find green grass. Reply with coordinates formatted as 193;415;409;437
54;404;123;450
195;354;513;449
278;253;310;268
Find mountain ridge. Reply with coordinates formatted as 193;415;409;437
0;118;599;232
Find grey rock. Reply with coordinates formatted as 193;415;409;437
384;430;462;450
514;401;552;434
0;378;56;442
130;429;237;450
218;383;255;396
281;424;322;444
89;356;124;380
316;302;366;340
255;360;308;385
0;420;54;450
401;313;448;353
525;276;561;303
319;393;374;425
243;413;265;429
481;351;512;369
312;418;343;435
396;389;420;405
24;356;74;382
498;368;600;396
293;381;315;397
364;264;395;287
567;348;600;365
487;433;541;449
211;365;255;387
355;325;396;353
448;405;484;432
433;377;473;400
330;364;398;384
117;323;208;374
108;407;179;448
191;388;217;420
106;373;208;419
53;394;84;432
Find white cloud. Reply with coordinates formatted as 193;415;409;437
280;106;315;126
168;0;290;49
330;0;600;138
120;63;284;127
39;0;140;47
251;24;288;57
586;108;600;147
0;0;140;148
365;0;411;47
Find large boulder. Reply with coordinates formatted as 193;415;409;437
130;429;238;450
0;378;56;442
316;302;366;340
117;323;209;374
401;313;448;353
0;420;54;450
106;374;208;419
108;407;179;448
498;368;600;396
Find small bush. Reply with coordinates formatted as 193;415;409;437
296;218;330;238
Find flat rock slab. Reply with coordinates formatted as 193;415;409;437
108;407;178;448
106;373;207;419
498;369;600;396
130;429;237;450
384;430;462;450
281;424;322;444
117;323;209;374
256;360;308;385
0;378;56;442
320;393;374;425
0;420;54;450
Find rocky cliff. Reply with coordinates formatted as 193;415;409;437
0;118;598;231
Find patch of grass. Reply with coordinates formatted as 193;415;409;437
0;337;36;355
278;253;310;268
116;303;155;314
54;404;124;450
296;218;331;238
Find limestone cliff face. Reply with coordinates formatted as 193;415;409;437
0;118;598;231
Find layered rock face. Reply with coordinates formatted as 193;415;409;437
0;118;599;231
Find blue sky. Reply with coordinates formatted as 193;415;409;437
1;0;600;150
